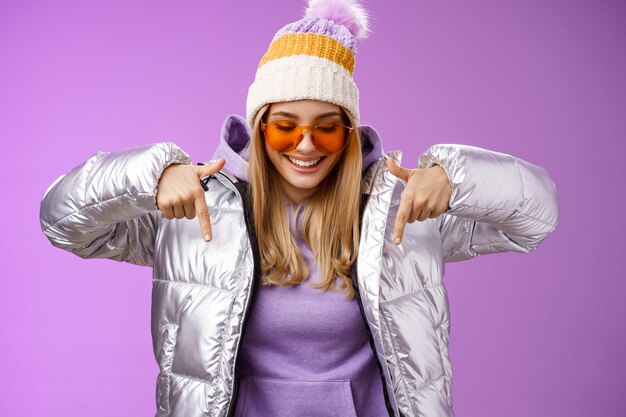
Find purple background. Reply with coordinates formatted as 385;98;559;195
2;0;624;416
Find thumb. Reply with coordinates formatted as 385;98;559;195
193;158;226;178
386;157;412;183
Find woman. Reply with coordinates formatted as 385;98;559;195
39;1;559;416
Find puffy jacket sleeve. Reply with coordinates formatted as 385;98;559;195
39;142;193;266
417;144;559;263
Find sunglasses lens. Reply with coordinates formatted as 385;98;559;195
312;123;347;154
264;121;300;152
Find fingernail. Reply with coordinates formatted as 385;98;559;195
394;237;401;245
205;234;211;242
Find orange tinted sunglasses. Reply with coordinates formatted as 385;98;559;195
261;120;353;155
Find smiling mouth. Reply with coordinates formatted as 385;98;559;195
286;155;324;168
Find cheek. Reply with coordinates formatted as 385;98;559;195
264;142;282;170
325;153;343;173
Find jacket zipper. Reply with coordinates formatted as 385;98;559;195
354;192;396;417
352;275;395;417
221;177;261;417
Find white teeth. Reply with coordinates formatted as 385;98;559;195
288;156;321;167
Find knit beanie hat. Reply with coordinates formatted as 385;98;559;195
246;0;370;128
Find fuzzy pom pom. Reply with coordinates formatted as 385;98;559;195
304;0;371;40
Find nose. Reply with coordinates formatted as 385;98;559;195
295;129;316;153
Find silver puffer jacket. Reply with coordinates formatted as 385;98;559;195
40;115;559;417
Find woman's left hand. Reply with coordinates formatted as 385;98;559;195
386;157;453;244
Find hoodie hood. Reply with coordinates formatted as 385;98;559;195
211;114;383;182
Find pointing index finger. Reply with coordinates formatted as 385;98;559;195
393;192;413;245
193;159;224;242
195;192;212;242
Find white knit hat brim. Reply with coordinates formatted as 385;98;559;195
246;54;359;128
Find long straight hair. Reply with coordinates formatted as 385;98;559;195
247;104;363;299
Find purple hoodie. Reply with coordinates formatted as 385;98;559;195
212;115;387;417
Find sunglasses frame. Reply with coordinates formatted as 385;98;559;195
261;120;354;155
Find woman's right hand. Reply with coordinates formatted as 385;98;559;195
156;158;225;242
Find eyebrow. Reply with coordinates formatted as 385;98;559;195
269;111;342;120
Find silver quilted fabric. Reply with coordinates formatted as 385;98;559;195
40;141;559;416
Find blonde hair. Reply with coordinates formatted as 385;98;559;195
248;104;363;299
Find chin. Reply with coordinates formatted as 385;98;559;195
286;177;324;191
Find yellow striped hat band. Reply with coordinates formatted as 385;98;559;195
258;32;355;76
